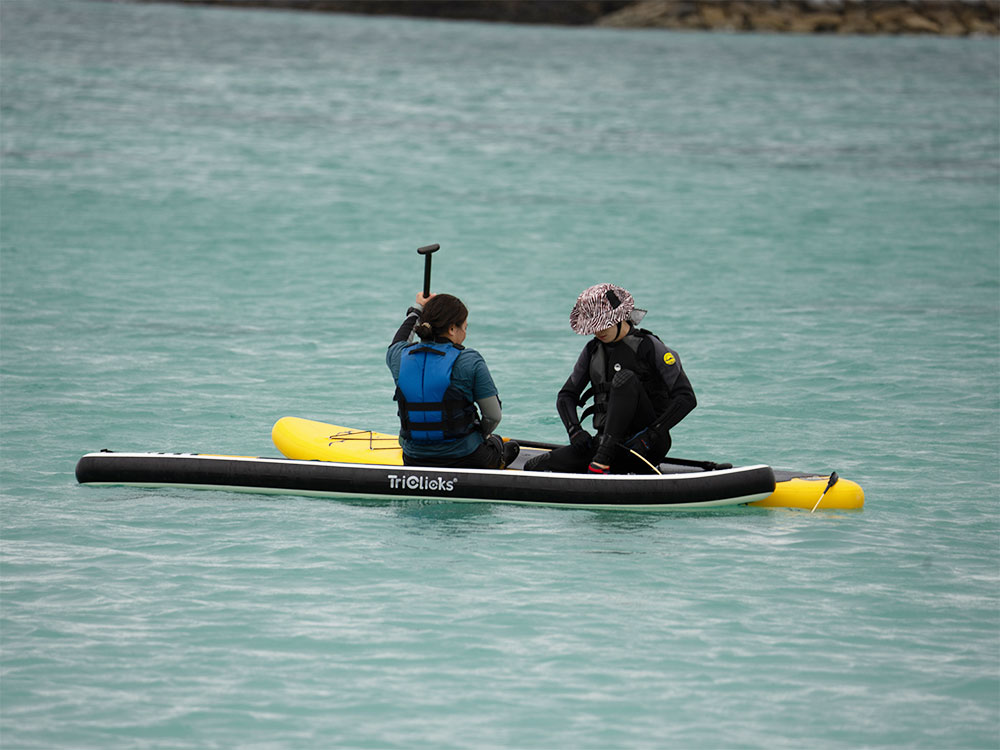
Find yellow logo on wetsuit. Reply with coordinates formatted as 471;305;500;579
663;352;676;366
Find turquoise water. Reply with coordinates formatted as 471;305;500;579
2;1;998;747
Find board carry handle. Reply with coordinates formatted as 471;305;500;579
417;243;440;297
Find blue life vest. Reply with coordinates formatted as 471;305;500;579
395;342;479;443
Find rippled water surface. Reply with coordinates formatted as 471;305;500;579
2;2;998;748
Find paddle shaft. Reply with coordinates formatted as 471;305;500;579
417;243;440;297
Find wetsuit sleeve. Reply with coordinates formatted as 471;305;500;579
646;338;697;434
389;305;423;347
462;352;501;434
556;345;593;434
477;395;502;436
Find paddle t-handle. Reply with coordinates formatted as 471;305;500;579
417;243;440;297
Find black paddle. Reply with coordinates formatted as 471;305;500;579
417;243;440;297
512;437;732;473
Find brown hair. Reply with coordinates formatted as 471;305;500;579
414;294;468;341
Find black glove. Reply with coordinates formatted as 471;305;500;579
626;426;661;457
568;425;592;450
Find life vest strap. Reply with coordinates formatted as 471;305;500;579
403;418;463;433
408;346;447;357
578;383;610;407
402;398;473;411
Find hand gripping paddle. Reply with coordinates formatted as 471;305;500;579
417;243;440;297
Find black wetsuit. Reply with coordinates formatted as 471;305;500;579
527;327;696;474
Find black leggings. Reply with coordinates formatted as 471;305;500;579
531;371;671;474
403;434;505;470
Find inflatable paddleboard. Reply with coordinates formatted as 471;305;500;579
73;418;863;512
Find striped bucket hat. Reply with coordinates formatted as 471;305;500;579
569;283;643;335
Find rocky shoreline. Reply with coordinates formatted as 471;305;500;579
147;0;1000;36
599;0;1000;35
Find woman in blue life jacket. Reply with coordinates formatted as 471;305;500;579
387;292;519;469
524;283;696;475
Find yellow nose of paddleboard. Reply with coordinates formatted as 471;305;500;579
749;476;865;510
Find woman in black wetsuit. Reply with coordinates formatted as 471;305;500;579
524;283;696;475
